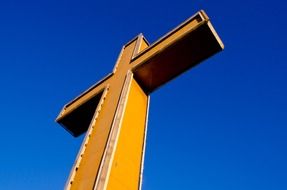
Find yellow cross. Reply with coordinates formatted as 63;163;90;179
56;10;224;190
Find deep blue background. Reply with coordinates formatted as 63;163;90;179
0;0;286;189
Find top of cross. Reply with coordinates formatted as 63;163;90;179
56;10;223;136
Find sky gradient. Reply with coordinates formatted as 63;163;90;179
0;0;286;189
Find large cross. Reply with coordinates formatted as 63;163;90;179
56;10;224;190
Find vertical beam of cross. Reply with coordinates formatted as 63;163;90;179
60;36;149;190
96;72;149;189
56;10;224;190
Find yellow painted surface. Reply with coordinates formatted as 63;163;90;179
139;38;149;53
106;78;148;190
68;40;138;190
65;87;109;189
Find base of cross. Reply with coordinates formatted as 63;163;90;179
56;10;223;190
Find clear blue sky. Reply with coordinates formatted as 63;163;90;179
0;0;286;189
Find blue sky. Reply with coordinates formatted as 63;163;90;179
0;0;286;189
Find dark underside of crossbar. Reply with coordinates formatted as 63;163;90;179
57;91;103;137
133;21;223;94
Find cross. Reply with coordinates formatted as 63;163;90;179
56;10;224;190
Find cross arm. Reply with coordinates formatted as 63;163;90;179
131;10;224;93
56;73;112;136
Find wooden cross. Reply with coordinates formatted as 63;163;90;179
56;10;224;190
